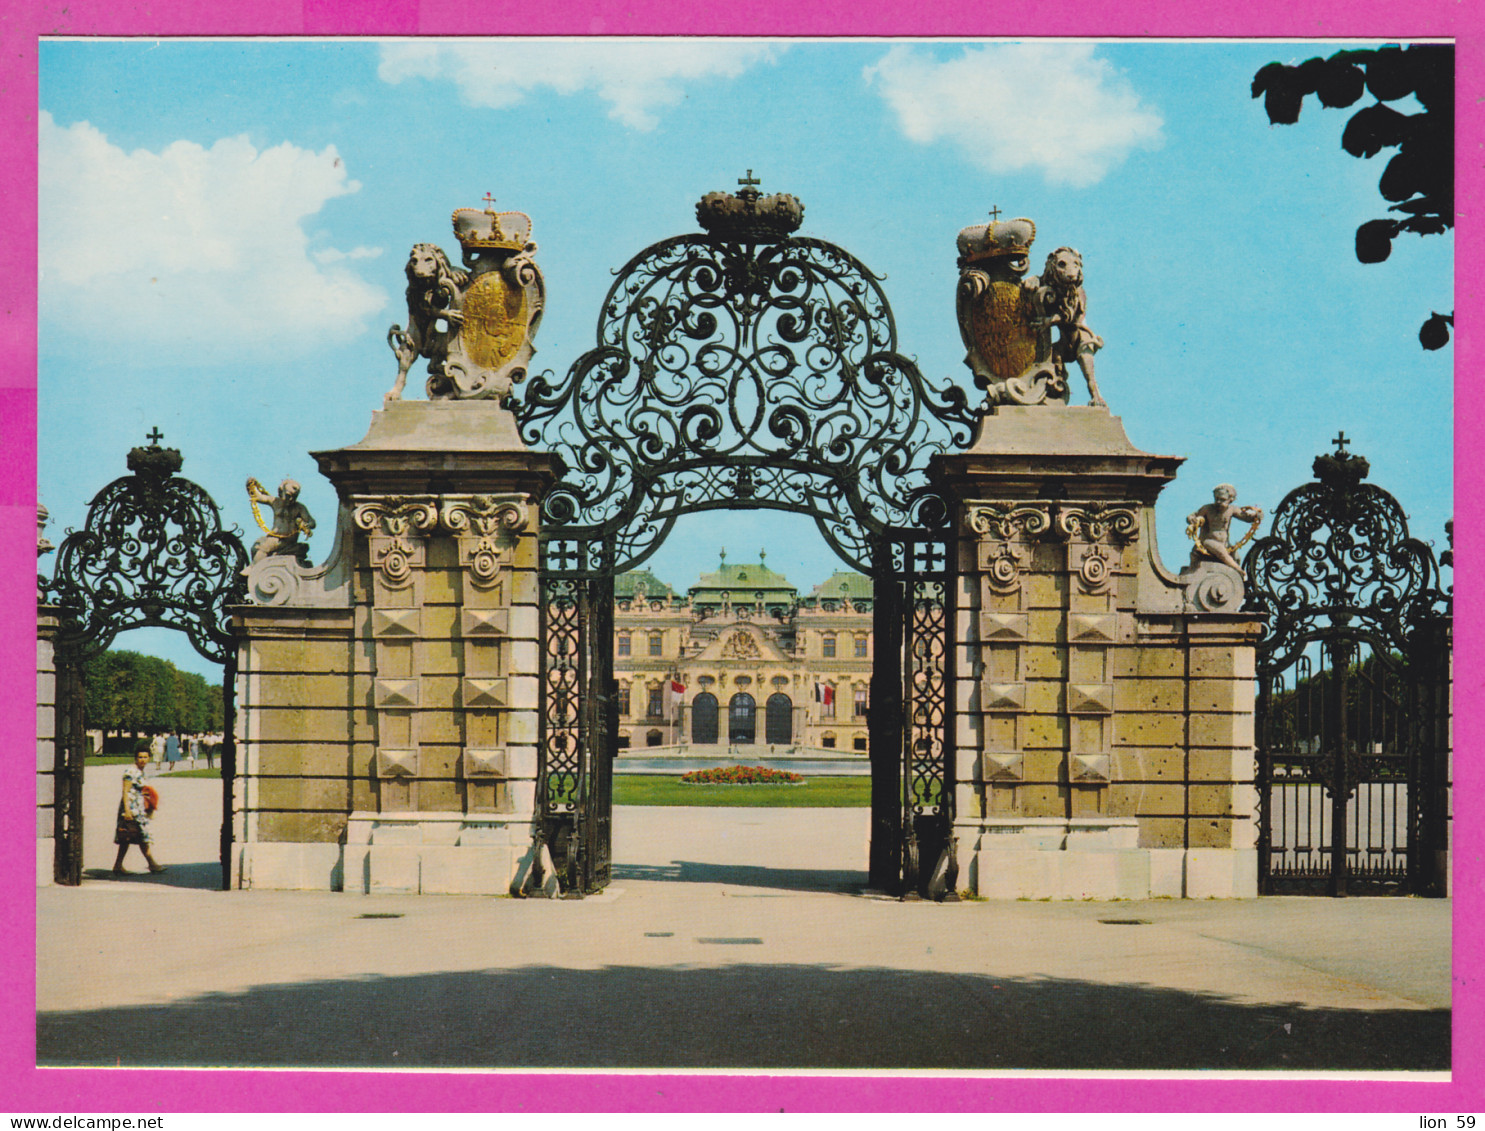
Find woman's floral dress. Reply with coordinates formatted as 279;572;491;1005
115;764;153;847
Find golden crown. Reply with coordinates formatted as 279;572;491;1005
451;196;531;252
956;213;1037;266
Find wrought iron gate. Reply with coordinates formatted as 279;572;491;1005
40;433;249;888
1244;436;1450;896
870;528;957;897
514;176;975;896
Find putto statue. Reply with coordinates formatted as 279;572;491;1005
385;194;546;403
246;477;316;566
955;210;1105;409
1187;484;1264;578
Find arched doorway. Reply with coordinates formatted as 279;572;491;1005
522;176;975;896
39;433;248;887
765;692;793;744
728;692;757;744
691;691;719;744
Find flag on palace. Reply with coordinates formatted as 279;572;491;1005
814;682;834;707
665;678;686;714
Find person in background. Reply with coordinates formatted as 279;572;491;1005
112;747;165;876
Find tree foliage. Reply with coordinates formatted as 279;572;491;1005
82;650;223;738
1252;44;1454;349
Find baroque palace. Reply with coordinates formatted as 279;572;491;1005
613;552;873;753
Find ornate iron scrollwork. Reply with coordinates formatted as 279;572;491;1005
1244;435;1450;674
43;436;250;663
515;188;976;573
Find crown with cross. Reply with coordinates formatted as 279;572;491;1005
696;171;805;242
956;205;1037;267
126;426;184;478
1312;431;1371;489
450;192;532;252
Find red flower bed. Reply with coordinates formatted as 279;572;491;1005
680;765;805;785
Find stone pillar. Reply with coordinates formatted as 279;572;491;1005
933;406;1263;899
232;400;560;894
37;608;59;887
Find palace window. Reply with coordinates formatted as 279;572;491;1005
822;634;836;658
853;735;867;752
647;684;664;718
854;635;868;658
853;688;868;717
619;681;631;718
617;632;631;657
646;730;664;747
648;632;663;657
821;732;837;749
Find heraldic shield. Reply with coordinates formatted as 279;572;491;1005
954;214;1064;407
385;199;547;403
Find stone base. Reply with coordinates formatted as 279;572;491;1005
956;819;1256;899
237;813;541;894
37;836;53;887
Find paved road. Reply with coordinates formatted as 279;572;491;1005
37;777;1450;1071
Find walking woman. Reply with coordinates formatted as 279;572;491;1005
113;747;165;875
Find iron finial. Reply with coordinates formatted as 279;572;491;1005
146;427;164;446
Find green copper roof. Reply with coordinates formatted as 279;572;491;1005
688;558;798;604
807;570;874;600
614;569;676;599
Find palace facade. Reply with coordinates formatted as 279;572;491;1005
614;554;873;753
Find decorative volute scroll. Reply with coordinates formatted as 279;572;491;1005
439;494;528;586
352;497;440;588
385;194;546;404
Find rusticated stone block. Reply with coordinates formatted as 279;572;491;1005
1024;574;1066;609
1113;713;1184;747
1018;783;1064;818
1189;784;1235;817
1067;683;1114;715
1113;646;1183;680
1138;816;1185;849
1190;647;1255;680
1023;646;1066;678
1112;678;1184;713
982;682;1026;711
1189;817;1237;848
1021;714;1068;748
1111;746;1185;782
1190;712;1254;749
1188;678;1251;714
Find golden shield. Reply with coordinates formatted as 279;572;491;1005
461;270;529;372
966;279;1038;383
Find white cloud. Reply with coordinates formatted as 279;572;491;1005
39;112;386;354
378;40;780;130
864;44;1164;188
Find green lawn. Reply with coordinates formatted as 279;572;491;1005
613;774;869;807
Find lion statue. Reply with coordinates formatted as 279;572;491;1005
385;243;470;403
1030;246;1106;408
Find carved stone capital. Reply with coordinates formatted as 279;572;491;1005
1055;503;1139;544
352;496;439;588
439;494;528;586
968;502;1054;542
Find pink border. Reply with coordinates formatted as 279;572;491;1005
6;0;1476;1113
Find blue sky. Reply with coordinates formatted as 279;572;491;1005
38;38;1453;677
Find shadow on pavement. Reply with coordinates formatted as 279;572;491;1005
83;863;224;891
37;963;1449;1071
611;861;867;893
